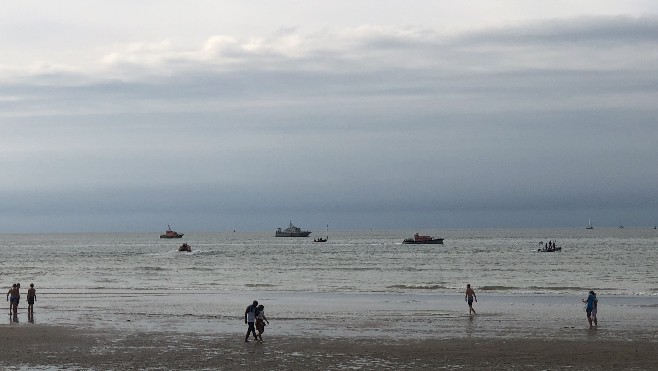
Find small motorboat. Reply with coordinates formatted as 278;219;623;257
537;241;561;252
402;233;444;244
178;243;191;252
314;225;328;242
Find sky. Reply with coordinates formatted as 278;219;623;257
1;1;658;233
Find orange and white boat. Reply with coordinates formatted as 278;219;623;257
160;225;184;239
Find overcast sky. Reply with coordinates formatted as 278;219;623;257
1;1;658;232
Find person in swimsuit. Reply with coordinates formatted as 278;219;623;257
14;283;20;316
465;284;477;315
7;284;16;315
27;283;36;315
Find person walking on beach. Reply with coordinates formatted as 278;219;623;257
582;290;598;328
255;304;270;342
465;284;477;315
244;300;259;342
27;283;36;316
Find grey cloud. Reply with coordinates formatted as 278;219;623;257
2;17;658;232
453;16;658;46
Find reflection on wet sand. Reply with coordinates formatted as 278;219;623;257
8;311;36;324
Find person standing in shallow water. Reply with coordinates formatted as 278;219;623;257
582;290;598;328
27;283;36;316
7;284;16;315
15;283;21;316
465;284;477;315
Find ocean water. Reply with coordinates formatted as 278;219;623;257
3;228;658;339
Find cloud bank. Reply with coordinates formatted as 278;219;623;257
1;16;657;232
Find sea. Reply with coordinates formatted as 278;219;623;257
3;228;658;340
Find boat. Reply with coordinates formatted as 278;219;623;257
586;219;594;230
275;221;311;237
160;225;184;238
537;241;561;252
314;225;329;242
178;243;191;252
538;246;562;252
402;233;444;244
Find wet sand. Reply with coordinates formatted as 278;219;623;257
2;325;658;370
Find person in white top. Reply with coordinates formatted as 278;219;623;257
244;300;259;342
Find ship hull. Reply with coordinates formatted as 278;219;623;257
275;232;311;237
402;238;444;244
160;234;184;239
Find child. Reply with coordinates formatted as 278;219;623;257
255;304;270;342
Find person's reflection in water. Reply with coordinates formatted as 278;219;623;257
466;314;476;337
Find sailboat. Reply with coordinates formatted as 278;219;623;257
314;225;328;243
586;219;594;230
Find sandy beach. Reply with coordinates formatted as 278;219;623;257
1;324;657;370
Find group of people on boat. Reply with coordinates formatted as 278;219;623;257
538;240;561;252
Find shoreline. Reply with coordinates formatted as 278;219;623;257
17;291;658;340
1;325;657;369
3;291;658;369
